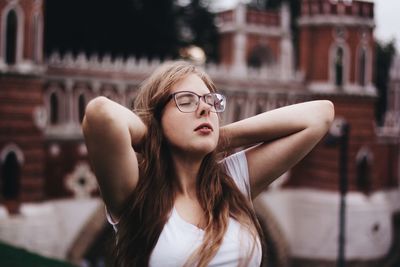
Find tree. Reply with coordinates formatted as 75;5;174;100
374;40;397;125
44;0;219;61
176;0;219;62
129;0;180;59
45;0;181;58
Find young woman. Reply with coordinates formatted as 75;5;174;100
82;61;334;267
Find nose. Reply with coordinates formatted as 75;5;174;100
196;98;212;117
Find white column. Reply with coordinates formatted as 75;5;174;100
280;2;294;81
65;79;74;126
91;80;101;98
116;83;126;106
244;93;256;118
232;3;247;78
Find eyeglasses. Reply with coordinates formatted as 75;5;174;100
168;91;226;113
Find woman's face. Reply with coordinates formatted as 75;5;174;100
161;74;220;157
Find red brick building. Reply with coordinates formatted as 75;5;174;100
0;0;45;210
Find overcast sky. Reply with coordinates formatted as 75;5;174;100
213;0;400;52
374;0;400;51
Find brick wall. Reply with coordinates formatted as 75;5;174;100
288;95;399;192
0;75;45;204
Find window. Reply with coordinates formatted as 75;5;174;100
356;155;371;194
356;148;372;195
334;47;344;87
358;47;366;86
1;152;20;200
50;92;59;124
248;45;275;68
78;94;86;123
5;10;17;65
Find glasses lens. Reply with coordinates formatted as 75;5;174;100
210;93;226;112
175;92;198;112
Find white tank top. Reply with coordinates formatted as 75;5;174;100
107;151;262;267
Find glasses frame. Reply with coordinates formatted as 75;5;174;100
167;91;226;113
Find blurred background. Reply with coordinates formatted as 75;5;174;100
0;0;399;266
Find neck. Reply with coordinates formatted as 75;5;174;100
171;151;204;199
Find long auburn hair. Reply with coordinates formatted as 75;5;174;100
114;61;264;267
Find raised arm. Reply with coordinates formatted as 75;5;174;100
220;100;334;198
82;96;147;217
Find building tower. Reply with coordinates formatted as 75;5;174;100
0;0;44;71
251;1;398;264
298;0;375;94
0;0;46;212
290;0;396;192
217;2;294;80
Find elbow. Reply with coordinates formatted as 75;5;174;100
82;96;113;134
319;100;335;135
310;100;335;132
324;100;335;126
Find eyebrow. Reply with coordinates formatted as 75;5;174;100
174;90;212;96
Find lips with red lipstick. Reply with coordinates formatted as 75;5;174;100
194;123;213;134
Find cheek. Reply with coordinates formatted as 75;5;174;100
212;115;220;133
161;112;186;142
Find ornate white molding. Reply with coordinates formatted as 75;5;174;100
0;143;24;164
308;81;377;96
0;3;24;65
219;22;282;36
47;51;160;74
65;162;97;199
298;15;374;27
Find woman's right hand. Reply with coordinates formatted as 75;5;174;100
82;96;147;219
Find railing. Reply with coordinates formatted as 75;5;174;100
47;52;301;83
301;0;373;18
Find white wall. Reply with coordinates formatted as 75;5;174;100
0;198;101;259
256;188;400;260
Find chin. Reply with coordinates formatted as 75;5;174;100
193;143;217;155
169;140;216;157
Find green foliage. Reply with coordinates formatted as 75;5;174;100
0;242;77;267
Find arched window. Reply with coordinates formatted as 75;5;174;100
356;148;372;195
78;93;86;123
248;45;275;68
358;47;367;86
334;47;344;87
5;10;17;65
1;152;20;200
50;92;59;125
